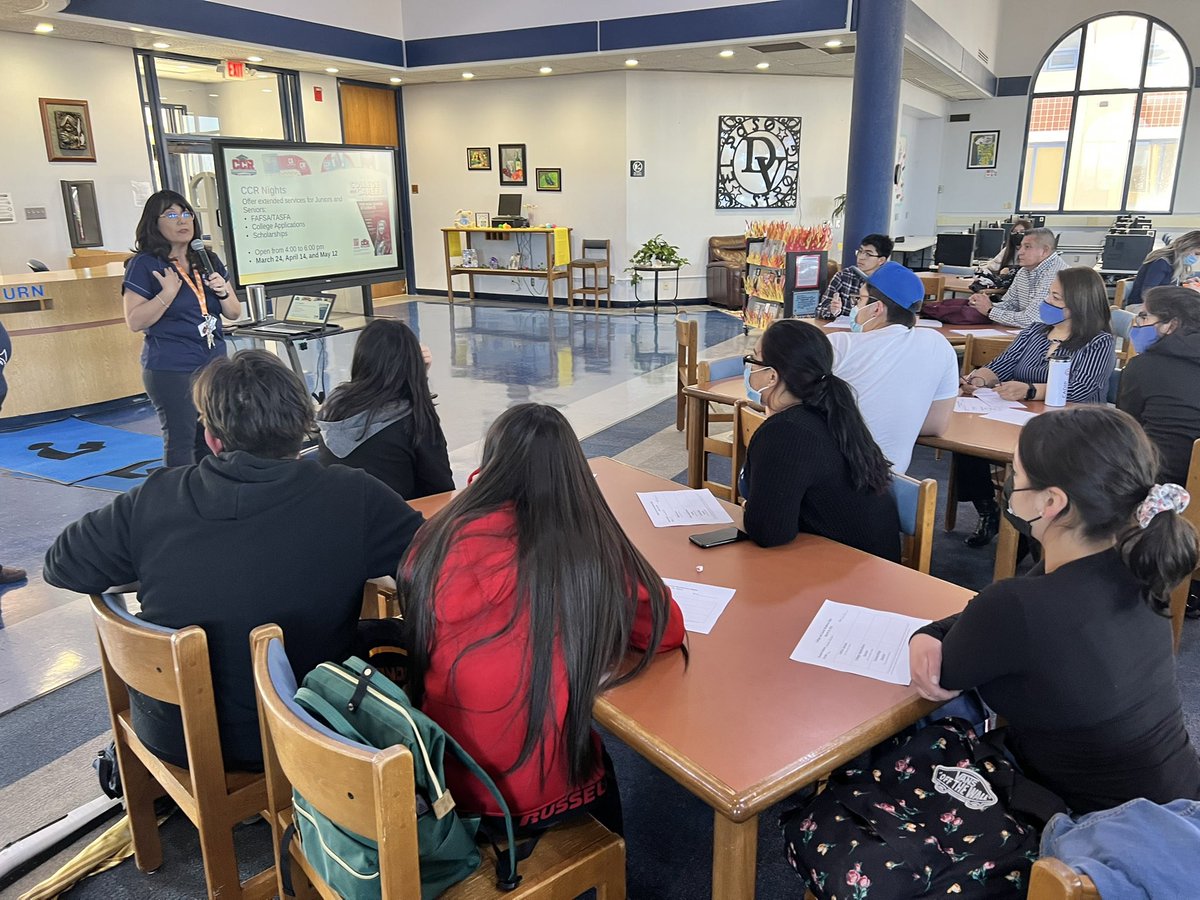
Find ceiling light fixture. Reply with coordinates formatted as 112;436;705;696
209;93;219;98
152;41;170;49
130;26;145;32
756;62;770;70
824;39;844;48
247;55;263;62
719;49;735;58
389;76;402;83
34;23;54;34
262;88;272;93
325;67;339;73
462;72;475;79
539;66;553;74
625;59;639;67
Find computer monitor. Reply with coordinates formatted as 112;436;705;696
498;193;522;216
935;233;975;268
1102;234;1154;272
975;228;1006;261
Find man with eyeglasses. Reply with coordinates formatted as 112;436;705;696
816;234;893;319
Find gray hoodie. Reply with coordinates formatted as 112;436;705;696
316;401;411;459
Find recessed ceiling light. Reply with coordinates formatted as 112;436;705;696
719;49;735;58
824;39;844;48
152;41;170;49
178;65;191;71
756;62;770;70
34;23;54;34
625;58;639;67
262;88;272;93
462;72;474;79
539;66;553;74
247;55;263;62
209;93;219;98
389;76;402;83
129;26;145;32
325;67;339;74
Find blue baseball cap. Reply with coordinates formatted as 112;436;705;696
864;261;925;309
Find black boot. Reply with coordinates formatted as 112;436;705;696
964;501;999;548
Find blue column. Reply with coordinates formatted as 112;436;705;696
841;0;908;270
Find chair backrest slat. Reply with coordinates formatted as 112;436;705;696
90;594;189;704
676;318;698;387
961;334;1015;376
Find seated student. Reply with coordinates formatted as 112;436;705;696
400;403;685;834
1125;230;1200;307
957;267;1116;547
815;233;892;319
968;227;1066;327
910;406;1200;814
44;351;423;770
1118;286;1200;486
741;319;900;560
826;261;959;474
317;319;453;500
982;219;1032;279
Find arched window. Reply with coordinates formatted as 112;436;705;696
1018;14;1192;214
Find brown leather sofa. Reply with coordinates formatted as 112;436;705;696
706;235;748;310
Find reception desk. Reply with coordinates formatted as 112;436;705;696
0;264;144;419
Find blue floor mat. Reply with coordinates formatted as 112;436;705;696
0;417;163;485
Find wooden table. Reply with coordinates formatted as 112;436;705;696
815;319;1016;348
441;226;572;307
410;458;973;899
940;275;976;298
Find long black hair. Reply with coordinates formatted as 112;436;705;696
319;319;439;444
1144;286;1200;340
760;319;892;493
1056;266;1112;353
400;403;677;784
998;218;1033;270
131;189;209;271
1018;406;1198;612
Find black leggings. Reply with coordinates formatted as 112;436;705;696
953;453;999;506
143;368;211;467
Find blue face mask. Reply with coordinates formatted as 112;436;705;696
744;363;763;405
1184;254;1198;267
1039;300;1067;325
1129;323;1162;354
850;303;871;333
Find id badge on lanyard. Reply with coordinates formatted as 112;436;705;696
175;263;217;349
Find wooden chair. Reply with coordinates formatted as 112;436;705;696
569;239;611;309
251;626;627;899
730;399;767;504
696;356;742;501
1166;438;1200;651
917;272;946;302
361;576;400;620
1113;277;1133;308
892;473;938;574
675;317;698;433
89;594;273;900
1110;305;1136;365
1028;858;1101;899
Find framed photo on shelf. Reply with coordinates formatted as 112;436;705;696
60;180;103;248
467;147;491;170
967;130;999;169
40;98;96;162
535;167;561;192
498;143;527;185
474;211;491;228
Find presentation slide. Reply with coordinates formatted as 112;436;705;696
216;142;399;286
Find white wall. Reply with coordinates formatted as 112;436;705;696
936;96;1027;218
203;0;404;40
300;73;343;142
0;33;152;274
912;0;1002;71
892;108;942;237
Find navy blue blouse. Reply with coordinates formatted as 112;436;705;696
123;251;229;372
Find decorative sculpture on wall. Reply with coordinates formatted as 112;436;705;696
715;115;801;209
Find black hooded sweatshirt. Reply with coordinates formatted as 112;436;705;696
44;451;423;768
1117;330;1200;485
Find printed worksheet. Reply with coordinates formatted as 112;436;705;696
824;316;854;329
914;319;944;328
662;578;736;634
955;389;1025;414
952;328;1013;337
790;599;931;685
981;408;1039;426
636;489;734;528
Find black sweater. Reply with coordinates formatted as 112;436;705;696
44;452;423;768
915;549;1200;814
317;412;454;500
1116;330;1200;485
741;404;901;561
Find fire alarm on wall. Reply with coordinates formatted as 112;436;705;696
314;86;324;102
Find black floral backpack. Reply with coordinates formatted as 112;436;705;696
781;718;1067;898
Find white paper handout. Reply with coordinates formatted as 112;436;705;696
637;489;734;528
954;396;992;414
952;328;1012;337
662;578;736;634
955;388;1026;414
914;319;944;328
824;316;854;329
981;407;1039;426
790;599;931;685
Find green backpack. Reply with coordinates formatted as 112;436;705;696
290;657;521;899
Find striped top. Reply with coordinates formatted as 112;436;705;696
989;324;1116;403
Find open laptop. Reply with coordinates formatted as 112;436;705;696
251;294;336;337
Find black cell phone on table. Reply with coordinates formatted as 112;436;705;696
689;527;745;549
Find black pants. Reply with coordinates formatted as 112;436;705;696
953;452;998;506
143;368;211;467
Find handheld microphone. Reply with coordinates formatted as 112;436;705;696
190;239;215;278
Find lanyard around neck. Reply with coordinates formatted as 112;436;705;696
170;258;208;316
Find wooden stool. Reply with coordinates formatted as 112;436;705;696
569;239;612;308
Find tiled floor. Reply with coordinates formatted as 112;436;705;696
0;299;751;714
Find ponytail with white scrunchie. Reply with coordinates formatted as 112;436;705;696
1136;483;1191;529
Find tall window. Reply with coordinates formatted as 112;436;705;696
1019;14;1191;214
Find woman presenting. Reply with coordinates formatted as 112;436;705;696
122;190;241;466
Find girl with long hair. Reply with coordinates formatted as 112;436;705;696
1126;230;1200;306
910;406;1200;813
122;190;241;466
317;319;452;499
400;403;685;833
742;319;900;559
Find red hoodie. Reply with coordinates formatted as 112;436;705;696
417;507;685;824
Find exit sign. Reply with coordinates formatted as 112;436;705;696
224;60;247;80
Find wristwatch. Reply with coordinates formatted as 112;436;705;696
1024;383;1036;400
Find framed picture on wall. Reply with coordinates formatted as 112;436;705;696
467;147;492;170
498;143;527;185
535;168;561;192
40;98;97;162
60;180;104;248
967;130;1000;169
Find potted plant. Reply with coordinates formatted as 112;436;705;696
626;234;690;284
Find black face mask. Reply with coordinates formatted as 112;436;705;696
1002;472;1042;538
